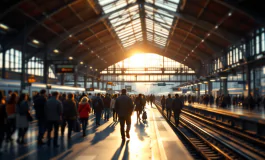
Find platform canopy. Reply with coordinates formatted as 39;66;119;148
0;0;263;73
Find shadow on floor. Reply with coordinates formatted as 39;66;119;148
111;140;130;160
90;122;117;145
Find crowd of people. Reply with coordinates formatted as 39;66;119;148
0;89;158;153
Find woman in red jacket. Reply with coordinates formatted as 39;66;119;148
78;97;91;137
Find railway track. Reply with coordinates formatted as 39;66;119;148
155;102;265;160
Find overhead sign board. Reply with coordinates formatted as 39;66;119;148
107;82;113;85
158;82;166;86
55;65;75;73
86;88;94;91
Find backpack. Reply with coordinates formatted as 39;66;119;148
94;98;100;109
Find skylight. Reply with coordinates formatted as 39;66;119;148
99;0;180;48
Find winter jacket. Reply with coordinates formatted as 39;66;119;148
78;102;91;118
63;99;78;120
172;98;183;113
45;97;63;121
115;94;134;117
103;96;111;108
93;97;104;112
166;98;173;109
34;95;47;121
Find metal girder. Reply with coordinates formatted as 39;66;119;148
144;2;240;43
44;2;137;52
5;0;78;48
138;0;147;42
0;0;28;19
145;16;223;56
213;0;265;26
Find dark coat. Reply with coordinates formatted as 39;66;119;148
34;95;47;121
134;97;143;111
0;103;7;126
115;94;134;117
63;99;78;120
103;96;111;108
93;97;104;113
166;98;173;109
172;98;183;114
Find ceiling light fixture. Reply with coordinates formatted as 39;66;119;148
192;50;194;52
215;25;218;29
69;34;72;38
90;66;93;69
207;33;211;36
80;61;83;64
228;12;232;16
69;57;73;60
91;50;94;53
79;42;83;45
202;39;204;42
32;39;40;44
53;49;59;53
0;23;9;30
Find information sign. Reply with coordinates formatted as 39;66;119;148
125;85;132;92
55;65;75;73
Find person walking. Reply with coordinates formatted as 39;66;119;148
78;97;91;137
161;95;166;112
16;93;30;145
103;94;111;121
60;93;67;137
172;94;183;126
93;93;104;126
115;89;134;141
34;89;47;146
134;94;143;122
63;93;78;139
45;92;63;148
166;94;173;119
0;92;7;154
5;92;17;142
111;94;118;122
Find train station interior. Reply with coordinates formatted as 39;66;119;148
0;0;265;159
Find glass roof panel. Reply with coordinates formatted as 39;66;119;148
99;0;180;48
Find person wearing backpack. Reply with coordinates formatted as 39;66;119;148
115;89;134;141
93;93;104;126
5;92;18;142
103;94;111;121
78;97;91;137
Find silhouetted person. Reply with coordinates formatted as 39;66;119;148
0;92;7;154
93;93;104;126
172;94;183;126
34;89;47;146
63;93;78;139
134;94;143;122
45;92;63;148
166;94;173;119
6;92;18;142
161;95;166;112
103;94;111;121
115;89;134;141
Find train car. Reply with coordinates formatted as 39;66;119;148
0;80;85;98
86;89;106;96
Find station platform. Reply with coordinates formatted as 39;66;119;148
184;102;265;120
0;104;193;160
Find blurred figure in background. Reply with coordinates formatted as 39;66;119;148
6;92;18;142
93;93;104;126
16;93;30;145
111;94;118;122
0;92;7;154
161;95;166;112
166;94;173;119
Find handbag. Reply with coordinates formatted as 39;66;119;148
74;119;81;132
27;111;33;122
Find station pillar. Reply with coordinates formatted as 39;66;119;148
222;79;228;96
91;77;94;88
60;74;65;85
43;49;49;84
208;82;212;95
97;81;100;89
84;75;87;89
1;46;6;79
244;65;251;97
197;84;200;103
74;73;78;87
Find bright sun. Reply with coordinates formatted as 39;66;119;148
129;53;146;67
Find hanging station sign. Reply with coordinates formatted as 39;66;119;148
55;65;75;73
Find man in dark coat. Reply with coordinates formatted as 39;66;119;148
34;89;47;146
172;94;183;126
93;93;104;126
115;89;134;141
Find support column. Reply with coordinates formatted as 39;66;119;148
101;82;104;90
74;73;78;87
246;65;251;97
208;82;212;95
20;26;27;91
97;81;100;89
222;79;228;96
91;77;94;88
60;73;65;85
1;46;6;79
84;75;87;89
43;49;49;84
197;84;200;103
